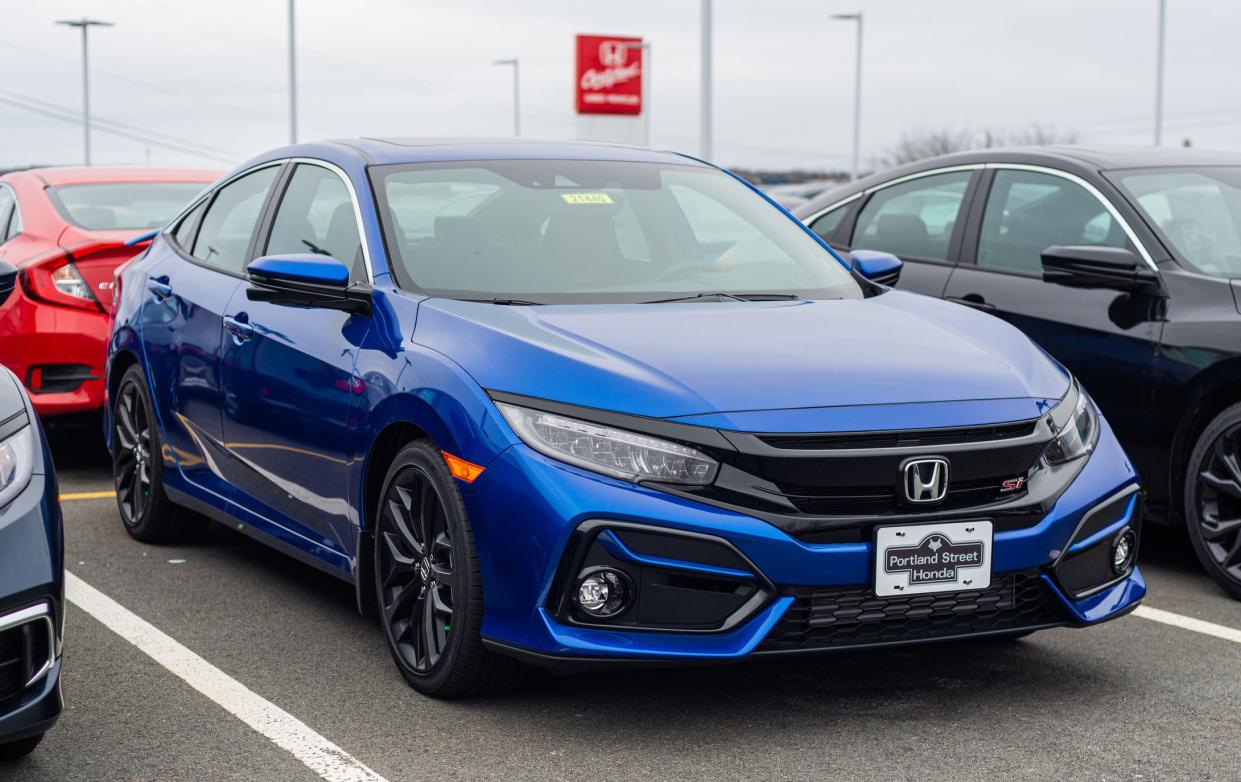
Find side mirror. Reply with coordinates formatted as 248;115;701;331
849;249;903;287
246;254;370;314
1041;245;1157;291
0;260;16;308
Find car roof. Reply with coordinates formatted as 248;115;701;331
14;166;221;186
249;137;709;168
924;144;1241;171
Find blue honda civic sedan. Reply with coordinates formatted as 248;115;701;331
106;139;1145;697
0;262;63;757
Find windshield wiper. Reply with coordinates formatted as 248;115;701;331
641;292;800;304
462;297;545;305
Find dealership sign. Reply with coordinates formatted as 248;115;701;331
575;34;643;115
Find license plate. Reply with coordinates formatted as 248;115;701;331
874;521;993;597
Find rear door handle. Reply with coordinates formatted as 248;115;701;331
946;294;996;312
223;313;254;342
147;276;173;301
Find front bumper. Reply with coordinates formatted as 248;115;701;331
467;413;1145;667
0;290;107;416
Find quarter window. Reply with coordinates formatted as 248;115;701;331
265;164;364;281
172;200;208;251
809;205;848;242
851;171;972;261
190;167;279;274
977;170;1126;275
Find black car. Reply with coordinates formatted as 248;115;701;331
795;146;1241;599
0;260;63;760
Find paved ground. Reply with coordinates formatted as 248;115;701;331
7;426;1240;781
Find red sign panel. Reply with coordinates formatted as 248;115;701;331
575;34;643;115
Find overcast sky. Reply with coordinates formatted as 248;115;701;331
2;0;1238;173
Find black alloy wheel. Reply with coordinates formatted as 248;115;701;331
373;440;526;697
1187;404;1241;600
378;467;457;673
113;377;153;526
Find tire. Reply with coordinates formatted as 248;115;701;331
373;440;525;697
1184;402;1241;600
111;365;206;543
0;733;43;761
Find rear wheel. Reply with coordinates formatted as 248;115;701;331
111;366;205;543
1184;402;1241;600
0;733;43;762
373;440;524;697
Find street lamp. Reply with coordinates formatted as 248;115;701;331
831;12;863;181
492;58;521;137
624;41;652;147
287;0;298;144
1154;0;1166;146
701;0;713;161
55;18;113;165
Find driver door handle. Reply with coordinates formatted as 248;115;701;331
946;294;996;312
223;313;254;342
147;276;173;301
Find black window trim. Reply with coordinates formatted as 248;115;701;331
167;161;288;280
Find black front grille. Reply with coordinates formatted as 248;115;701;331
756;572;1064;653
759;420;1039;451
771;474;1027;516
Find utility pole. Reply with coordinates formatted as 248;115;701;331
1154;0;1166;145
288;0;298;144
56;18;113;165
625;41;652;147
832;12;863;180
701;0;713;161
493;58;521;136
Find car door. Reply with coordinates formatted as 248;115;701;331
943;166;1163;470
831;168;980;298
141;164;281;494
217;161;371;559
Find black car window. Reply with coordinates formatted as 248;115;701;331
0;186;14;244
265;164;365;282
809;204;849;242
191;167;278;274
978;169;1126;275
851;171;972;261
172;199;208;252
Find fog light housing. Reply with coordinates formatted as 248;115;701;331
1111;528;1137;574
574;567;631;618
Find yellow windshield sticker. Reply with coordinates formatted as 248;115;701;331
561;192;614;205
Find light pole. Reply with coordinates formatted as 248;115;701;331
492;58;521;136
832;12;863;181
701;0;713;161
55;18;113;165
1154;0;1166;145
625;41;652;147
287;0;298;144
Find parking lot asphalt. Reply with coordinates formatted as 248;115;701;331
7;427;1240;782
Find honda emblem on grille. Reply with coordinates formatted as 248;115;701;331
902;458;949;504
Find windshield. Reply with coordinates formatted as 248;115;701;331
371;159;861;303
1111;167;1241;278
48;182;209;231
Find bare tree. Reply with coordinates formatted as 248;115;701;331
878;123;1080;167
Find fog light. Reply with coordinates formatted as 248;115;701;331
574;568;631;618
1111;528;1137;574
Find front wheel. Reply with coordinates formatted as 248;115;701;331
111;365;205;543
1184;402;1241;600
373;440;525;697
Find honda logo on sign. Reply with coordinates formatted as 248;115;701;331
902;458;949;504
598;40;628;67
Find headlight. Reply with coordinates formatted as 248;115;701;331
1043;384;1098;465
497;403;719;485
0;424;34;508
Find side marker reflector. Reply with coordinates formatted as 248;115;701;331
442;451;485;483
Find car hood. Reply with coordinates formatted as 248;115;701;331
414;291;1071;430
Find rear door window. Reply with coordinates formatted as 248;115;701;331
851;171;973;261
190;167;279;274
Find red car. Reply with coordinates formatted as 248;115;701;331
0;167;219;417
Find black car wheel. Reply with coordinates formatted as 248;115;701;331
111;365;204;543
374;440;524;697
1185;402;1241;600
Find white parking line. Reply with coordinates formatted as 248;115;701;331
65;571;390;782
1134;605;1241;645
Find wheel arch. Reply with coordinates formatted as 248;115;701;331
1168;359;1241;524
